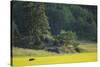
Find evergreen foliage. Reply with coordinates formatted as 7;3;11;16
12;1;97;52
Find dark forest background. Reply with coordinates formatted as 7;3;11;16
11;1;97;53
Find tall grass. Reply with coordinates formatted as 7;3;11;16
79;42;97;52
12;47;58;57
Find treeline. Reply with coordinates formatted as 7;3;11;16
11;1;97;51
45;3;97;41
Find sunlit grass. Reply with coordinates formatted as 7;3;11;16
12;52;97;66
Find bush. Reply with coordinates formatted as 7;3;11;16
72;40;80;48
57;30;80;53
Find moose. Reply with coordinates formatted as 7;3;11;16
29;58;35;61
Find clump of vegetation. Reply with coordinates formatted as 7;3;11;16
57;30;80;53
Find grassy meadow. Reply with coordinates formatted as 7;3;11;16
12;42;97;66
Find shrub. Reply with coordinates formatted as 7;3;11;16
57;30;80;52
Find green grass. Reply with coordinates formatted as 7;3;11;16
79;42;97;52
13;47;58;57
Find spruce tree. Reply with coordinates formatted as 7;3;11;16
31;2;50;49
